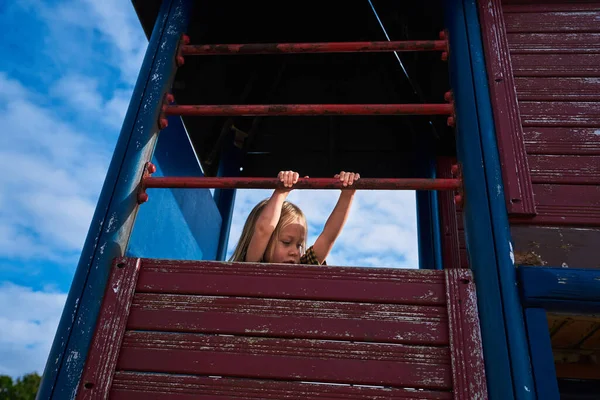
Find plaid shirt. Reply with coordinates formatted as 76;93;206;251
300;245;327;265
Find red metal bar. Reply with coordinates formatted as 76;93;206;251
164;104;454;117
142;177;462;191
181;40;448;55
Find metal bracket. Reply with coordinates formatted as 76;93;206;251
137;162;156;204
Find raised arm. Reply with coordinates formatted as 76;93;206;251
312;171;360;263
245;171;298;262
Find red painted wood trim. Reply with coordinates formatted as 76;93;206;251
118;331;452;390
136;258;446;305
75;258;141;400
437;157;462;269
110;371;454;399
445;269;488;399
128;293;449;345
477;0;536;216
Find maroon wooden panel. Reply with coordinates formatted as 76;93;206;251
437;156;462;269
507;34;600;55
136;259;446;305
523;127;600;156
128;293;449;345
528;155;600;184
504;8;600;33
519;101;600;127
445;269;488;399
477;0;536;215
110;372;453;400
512;54;600;77
75;258;141;400
515;77;600;102
511;184;600;226
511;225;600;269
117;331;453;390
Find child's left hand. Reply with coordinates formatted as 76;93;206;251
334;171;360;187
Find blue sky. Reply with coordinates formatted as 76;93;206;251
0;0;417;378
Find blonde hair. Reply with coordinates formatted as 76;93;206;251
229;199;308;262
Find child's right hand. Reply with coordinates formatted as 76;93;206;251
278;170;300;188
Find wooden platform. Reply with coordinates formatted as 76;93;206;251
75;258;488;399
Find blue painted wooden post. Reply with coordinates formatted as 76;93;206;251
36;1;193;398
524;308;560;399
444;0;535;398
463;0;535;397
214;130;243;261
126;115;223;260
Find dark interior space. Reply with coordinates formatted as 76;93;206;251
134;0;455;178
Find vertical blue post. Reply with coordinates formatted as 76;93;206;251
524;308;560;399
36;1;193;398
444;0;524;398
214;130;243;260
464;0;535;398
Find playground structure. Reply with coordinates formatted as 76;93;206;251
36;0;600;399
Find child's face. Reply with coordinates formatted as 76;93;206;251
267;219;306;264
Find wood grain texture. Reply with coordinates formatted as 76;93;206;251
128;293;449;345
118;331;452;390
110;372;454;399
445;270;488;400
528;155;600;184
477;0;536;215
523;127;600;156
136;259;446;305
75;258;141;400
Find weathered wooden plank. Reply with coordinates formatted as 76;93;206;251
528;155;600;184
551;318;600;348
507;33;600;54
477;0;536;215
502;2;600;13
518;267;600;313
136;259;446;305
128;293;449;345
118;331;452;390
523;127;600;156
445;270;488;399
110;372;453;399
515;77;600;102
511;225;600;269
527;184;600;226
504;11;600;33
75;258;141;400
519;101;600;127
581;324;600;349
512;54;600;77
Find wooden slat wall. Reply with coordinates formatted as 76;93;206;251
501;1;600;227
76;258;488;399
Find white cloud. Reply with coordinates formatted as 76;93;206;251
0;283;67;377
0;74;109;259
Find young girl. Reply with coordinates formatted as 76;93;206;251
229;170;360;265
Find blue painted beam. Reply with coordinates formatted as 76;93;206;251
36;1;193;398
444;0;536;398
126;115;222;260
443;1;514;398
519;267;600;313
462;0;535;398
524;308;560;400
214;130;243;261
